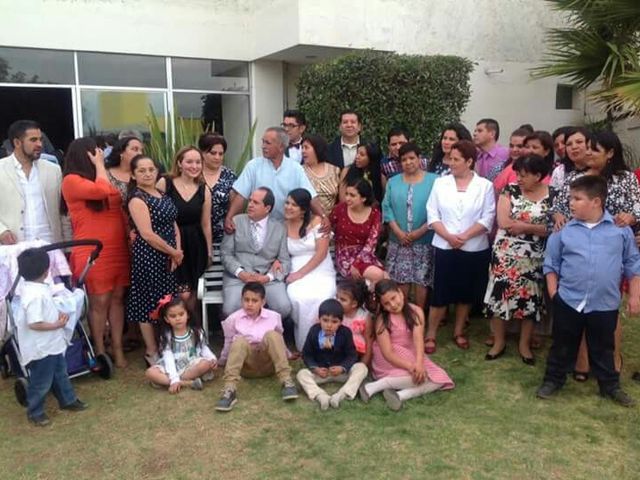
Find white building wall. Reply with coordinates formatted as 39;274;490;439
0;0;592;148
250;60;285;152
0;0;258;60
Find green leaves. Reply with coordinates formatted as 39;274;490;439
296;51;473;153
532;0;640;116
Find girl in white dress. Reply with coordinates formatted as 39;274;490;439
285;189;337;350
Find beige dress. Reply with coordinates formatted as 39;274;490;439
304;163;340;214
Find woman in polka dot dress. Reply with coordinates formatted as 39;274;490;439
126;155;183;365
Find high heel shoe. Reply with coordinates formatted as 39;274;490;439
484;346;506;361
521;355;535;366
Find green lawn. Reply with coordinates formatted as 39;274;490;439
1;317;640;480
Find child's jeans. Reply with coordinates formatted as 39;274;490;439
543;294;619;395
26;353;77;418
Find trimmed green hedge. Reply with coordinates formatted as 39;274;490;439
297;50;473;154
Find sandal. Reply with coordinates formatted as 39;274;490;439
573;370;589;382
424;337;437;354
453;334;470;350
144;353;159;368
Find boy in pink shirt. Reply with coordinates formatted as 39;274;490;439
215;282;298;412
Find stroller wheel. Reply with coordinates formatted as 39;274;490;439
95;353;114;380
14;377;28;407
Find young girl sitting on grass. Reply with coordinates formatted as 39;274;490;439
336;279;372;362
145;295;217;393
360;280;454;410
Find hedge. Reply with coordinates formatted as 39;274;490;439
297;50;474;155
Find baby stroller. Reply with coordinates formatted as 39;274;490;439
0;240;114;407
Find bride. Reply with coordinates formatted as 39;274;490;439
284;188;337;350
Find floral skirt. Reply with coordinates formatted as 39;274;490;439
484;238;545;322
385;241;434;287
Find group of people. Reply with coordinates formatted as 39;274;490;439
2;109;640;423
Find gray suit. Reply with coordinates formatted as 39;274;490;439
221;214;292;317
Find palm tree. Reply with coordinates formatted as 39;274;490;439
532;0;640;120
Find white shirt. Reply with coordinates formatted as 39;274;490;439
14;281;68;366
341;137;360;167
251;216;269;250
286;142;303;164
13;157;53;242
426;173;496;252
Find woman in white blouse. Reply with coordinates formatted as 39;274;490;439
424;140;496;353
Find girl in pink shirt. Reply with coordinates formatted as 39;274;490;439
336;279;372;363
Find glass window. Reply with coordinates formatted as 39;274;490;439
77;52;166;88
174;92;250;170
172;58;248;92
556;84;575;110
0;47;74;84
81;89;166;137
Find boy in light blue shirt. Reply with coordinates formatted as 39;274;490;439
537;176;640;406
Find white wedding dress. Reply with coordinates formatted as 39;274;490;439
287;224;337;350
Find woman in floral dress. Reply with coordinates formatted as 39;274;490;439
330;177;387;286
484;154;553;365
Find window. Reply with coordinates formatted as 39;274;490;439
77;52;167;88
0;47;74;84
172;58;248;92
174;92;250;170
556;84;575;110
81;90;166;137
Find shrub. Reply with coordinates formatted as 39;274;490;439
297;50;473;154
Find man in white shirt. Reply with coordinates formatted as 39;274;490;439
0;120;67;244
221;187;292;318
282;110;307;164
328;110;363;168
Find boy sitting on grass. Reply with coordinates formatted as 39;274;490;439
16;248;87;426
537;176;640;406
215;282;298;412
296;299;368;410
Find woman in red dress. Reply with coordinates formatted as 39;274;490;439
330;177;387;286
61;137;130;368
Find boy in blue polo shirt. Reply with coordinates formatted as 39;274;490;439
537;176;640;406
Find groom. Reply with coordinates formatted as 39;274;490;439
221;186;292;318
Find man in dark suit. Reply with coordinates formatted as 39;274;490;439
221;186;292;318
327;110;364;169
282;109;307;164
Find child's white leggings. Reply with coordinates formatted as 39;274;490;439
364;376;443;401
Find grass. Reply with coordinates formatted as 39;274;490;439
2;317;640;480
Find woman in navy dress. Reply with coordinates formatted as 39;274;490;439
126;155;183;365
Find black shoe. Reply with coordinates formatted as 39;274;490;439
484;346;506;361
281;379;299;401
62;399;88;412
536;382;561;399
602;389;636;408
521;355;535;366
215;388;237;412
28;413;50;426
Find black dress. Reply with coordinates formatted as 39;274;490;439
165;177;208;292
126;189;178;323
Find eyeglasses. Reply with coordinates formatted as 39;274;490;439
280;122;300;129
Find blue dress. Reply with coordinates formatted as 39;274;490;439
126;188;178;323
